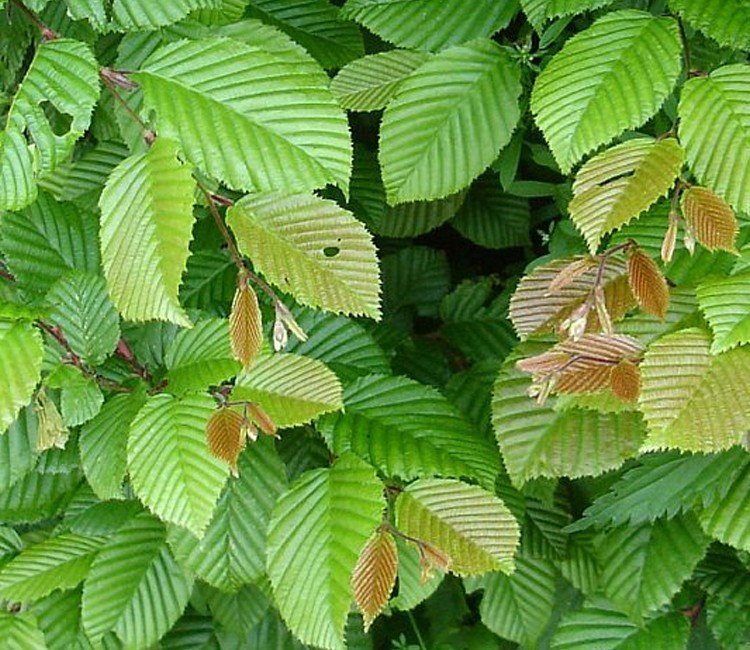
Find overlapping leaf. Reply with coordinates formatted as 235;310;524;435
67;0;221;31
568;138;684;253
232;353;343;428
99;138;195;327
699;463;750;553
128;393;229;535
531;10;682;173
352;529;397;631
681;186;739;253
227;193;381;318
0;321;43;435
134;37;351;194
318;374;500;489
679;64;750;214
638;327;750;451
380;39;521;204
520;0;616;28
266;454;384;650
697;270;750;353
668;0;750;50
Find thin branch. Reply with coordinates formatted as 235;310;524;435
676;16;692;76
100;73;154;143
9;0;58;40
115;338;152;382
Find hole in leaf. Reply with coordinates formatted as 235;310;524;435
40;101;73;136
323;246;340;258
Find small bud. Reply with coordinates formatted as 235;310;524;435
594;286;613;335
272;318;288;352
241;419;259;442
683;224;696;255
562;302;590;341
275;301;308;343
661;212;679;263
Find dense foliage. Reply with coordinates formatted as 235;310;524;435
0;0;749;648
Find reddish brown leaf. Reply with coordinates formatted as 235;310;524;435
610;359;641;402
681;186;739;253
230;278;263;370
206;408;246;475
627;248;669;320
352;529;398;631
245;402;278;438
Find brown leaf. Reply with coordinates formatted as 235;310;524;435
510;255;634;339
419;542;452;583
230;277;263;370
681;186;739;253
206;408;246;475
352;529;398;631
627;248;669;320
610;359;641;402
245;402;278;438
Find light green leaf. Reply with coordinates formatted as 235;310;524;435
551;599;690;649
233;353;343;428
318;374;501;489
0;463;81;525
699;463;750;553
0;406;37;492
0;532;105;602
0;612;47;650
165;318;240;396
520;0;616;28
638;328;750;452
99;138;194;327
246;0;364;68
331;50;430;111
80;387;148;501
227;193;380;318
380;38;521;204
82;513;193;649
597;514;709;620
32;586;90;650
492;362;645;485
59;371;103;428
341;0;518;51
697;269;750;353
679;64;750;214
66;0;221;30
389;538;443;611
45;272;120;366
531;10;682;173
395;478;520;575
134;37;351;194
1;193;100;294
475;556;558;645
168;439;288;591
267;454;384;650
568;138;684;253
668;0;750;50
0;321;43;435
128;393;229;535
0;39;99;211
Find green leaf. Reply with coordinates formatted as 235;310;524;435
227;193;380;318
55;367;104;428
180;250;236;313
679;64;750;214
341;0;518;51
597;514;709;620
389;538;443;611
1;192;100;294
32;586;90;650
638;327;750;452
492;362;645;485
81;513;193;649
233;353;343;428
395;478;520;576
318;374;501;489
570;448;749;530
0;612;47;650
0;39;99;211
80;387;148;501
68;0;221;31
520;0;616;28
380;38;521;204
128;393;229;535
531;10;682;173
165;318;241;396
0;532;105;602
668;0;750;50
450;173;531;249
330;50;430;111
0;406;37;492
697;269;750;353
246;0;364;68
0;321;43;435
267;454;384;650
45;271;120;366
551;599;690;649
699;463;750;553
203;582;270;637
134;37;351;194
99;138;195;327
381;246;451;316
568;138;684;253
475;556;558;645
168;439;288;591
